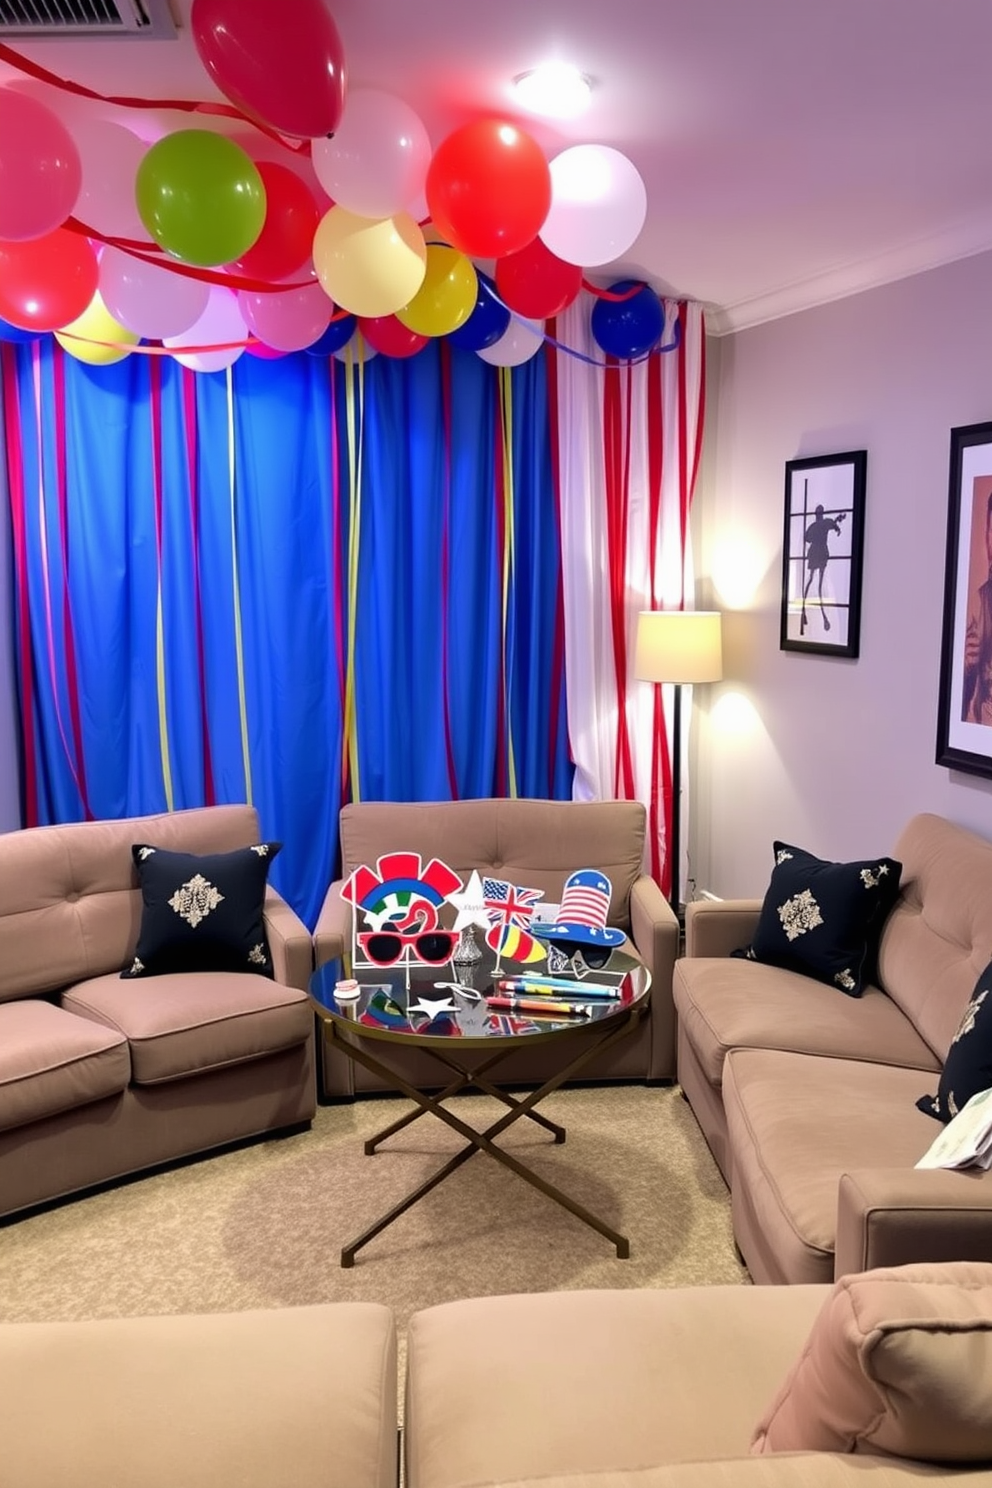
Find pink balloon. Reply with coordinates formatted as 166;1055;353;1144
191;0;346;140
164;285;247;372
0;89;81;241
311;89;431;219
237;282;333;351
99;247;210;339
72;117;147;241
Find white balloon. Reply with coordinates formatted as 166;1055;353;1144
72;116;147;241
540;145;647;268
164;286;246;372
99;246;210;339
476;317;545;367
311;89;432;220
331;329;378;364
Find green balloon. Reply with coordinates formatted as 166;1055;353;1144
136;130;266;267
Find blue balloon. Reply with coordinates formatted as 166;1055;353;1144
590;280;664;360
447;273;510;351
305;314;357;356
0;315;41;345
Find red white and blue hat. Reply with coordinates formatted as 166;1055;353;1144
532;869;626;948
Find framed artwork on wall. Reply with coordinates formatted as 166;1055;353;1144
780;450;867;657
936;420;992;779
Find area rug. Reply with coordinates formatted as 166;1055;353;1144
0;1084;748;1332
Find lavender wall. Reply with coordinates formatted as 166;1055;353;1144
694;248;992;898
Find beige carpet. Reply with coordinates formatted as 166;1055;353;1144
0;1084;748;1332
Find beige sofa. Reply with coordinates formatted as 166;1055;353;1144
312;797;679;1097
405;1261;992;1488
7;1264;991;1488
0;1301;398;1488
0;804;316;1221
672;812;992;1285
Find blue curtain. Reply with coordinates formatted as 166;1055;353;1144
2;338;572;925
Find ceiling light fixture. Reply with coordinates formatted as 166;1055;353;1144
511;63;593;120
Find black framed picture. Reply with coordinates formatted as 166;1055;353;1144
936;421;992;779
780;450;867;657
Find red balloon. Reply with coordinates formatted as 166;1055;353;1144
0;230;98;332
191;0;346;140
358;315;427;359
425;119;551;259
495;238;583;319
231;162;321;282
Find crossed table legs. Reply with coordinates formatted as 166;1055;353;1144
326;1004;646;1267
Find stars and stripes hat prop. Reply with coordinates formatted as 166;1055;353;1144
531;869;626;948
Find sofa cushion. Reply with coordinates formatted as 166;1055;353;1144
916;958;992;1122
722;1049;948;1285
752;1261;992;1461
338;798;645;930
405;1285;828;1488
0;1000;129;1132
745;842;901;997
0;805;264;1002
122;842;280;979
63;972;312;1085
672;958;939;1092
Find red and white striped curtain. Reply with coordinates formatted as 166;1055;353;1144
552;296;706;893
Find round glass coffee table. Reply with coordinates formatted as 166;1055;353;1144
309;947;651;1265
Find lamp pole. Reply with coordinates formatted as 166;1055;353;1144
669;680;683;917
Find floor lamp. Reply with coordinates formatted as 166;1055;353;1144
634;610;723;915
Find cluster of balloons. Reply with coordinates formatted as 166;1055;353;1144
0;0;663;371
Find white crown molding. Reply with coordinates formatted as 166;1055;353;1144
706;214;992;337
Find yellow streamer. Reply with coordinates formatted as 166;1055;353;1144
499;367;518;799
155;585;174;810
226;367;253;804
341;342;366;801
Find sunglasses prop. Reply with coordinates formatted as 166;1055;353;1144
546;939;617;978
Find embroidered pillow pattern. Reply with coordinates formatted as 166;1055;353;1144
745;841;902;996
122;841;281;979
917;963;992;1123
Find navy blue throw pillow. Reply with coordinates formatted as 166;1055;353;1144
917;962;992;1123
121;841;281;979
746;841;902;997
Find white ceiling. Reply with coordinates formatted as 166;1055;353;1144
3;0;992;334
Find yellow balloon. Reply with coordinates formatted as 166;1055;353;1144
55;289;140;366
313;206;427;319
396;244;477;337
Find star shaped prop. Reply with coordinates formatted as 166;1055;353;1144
407;995;458;1017
447;869;493;932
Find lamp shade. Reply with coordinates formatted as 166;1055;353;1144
634;610;723;684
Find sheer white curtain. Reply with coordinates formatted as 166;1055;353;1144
553;297;706;888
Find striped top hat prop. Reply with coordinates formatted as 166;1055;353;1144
532;869;626;948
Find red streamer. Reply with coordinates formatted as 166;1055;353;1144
1;342;38;824
51;347;92;819
0;43;307;152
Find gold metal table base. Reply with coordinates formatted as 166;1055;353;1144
327;1006;645;1267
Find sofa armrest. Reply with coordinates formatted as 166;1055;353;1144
262;887;314;990
628;875;681;1080
684;898;763;958
835;1166;992;1278
312;879;350;969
